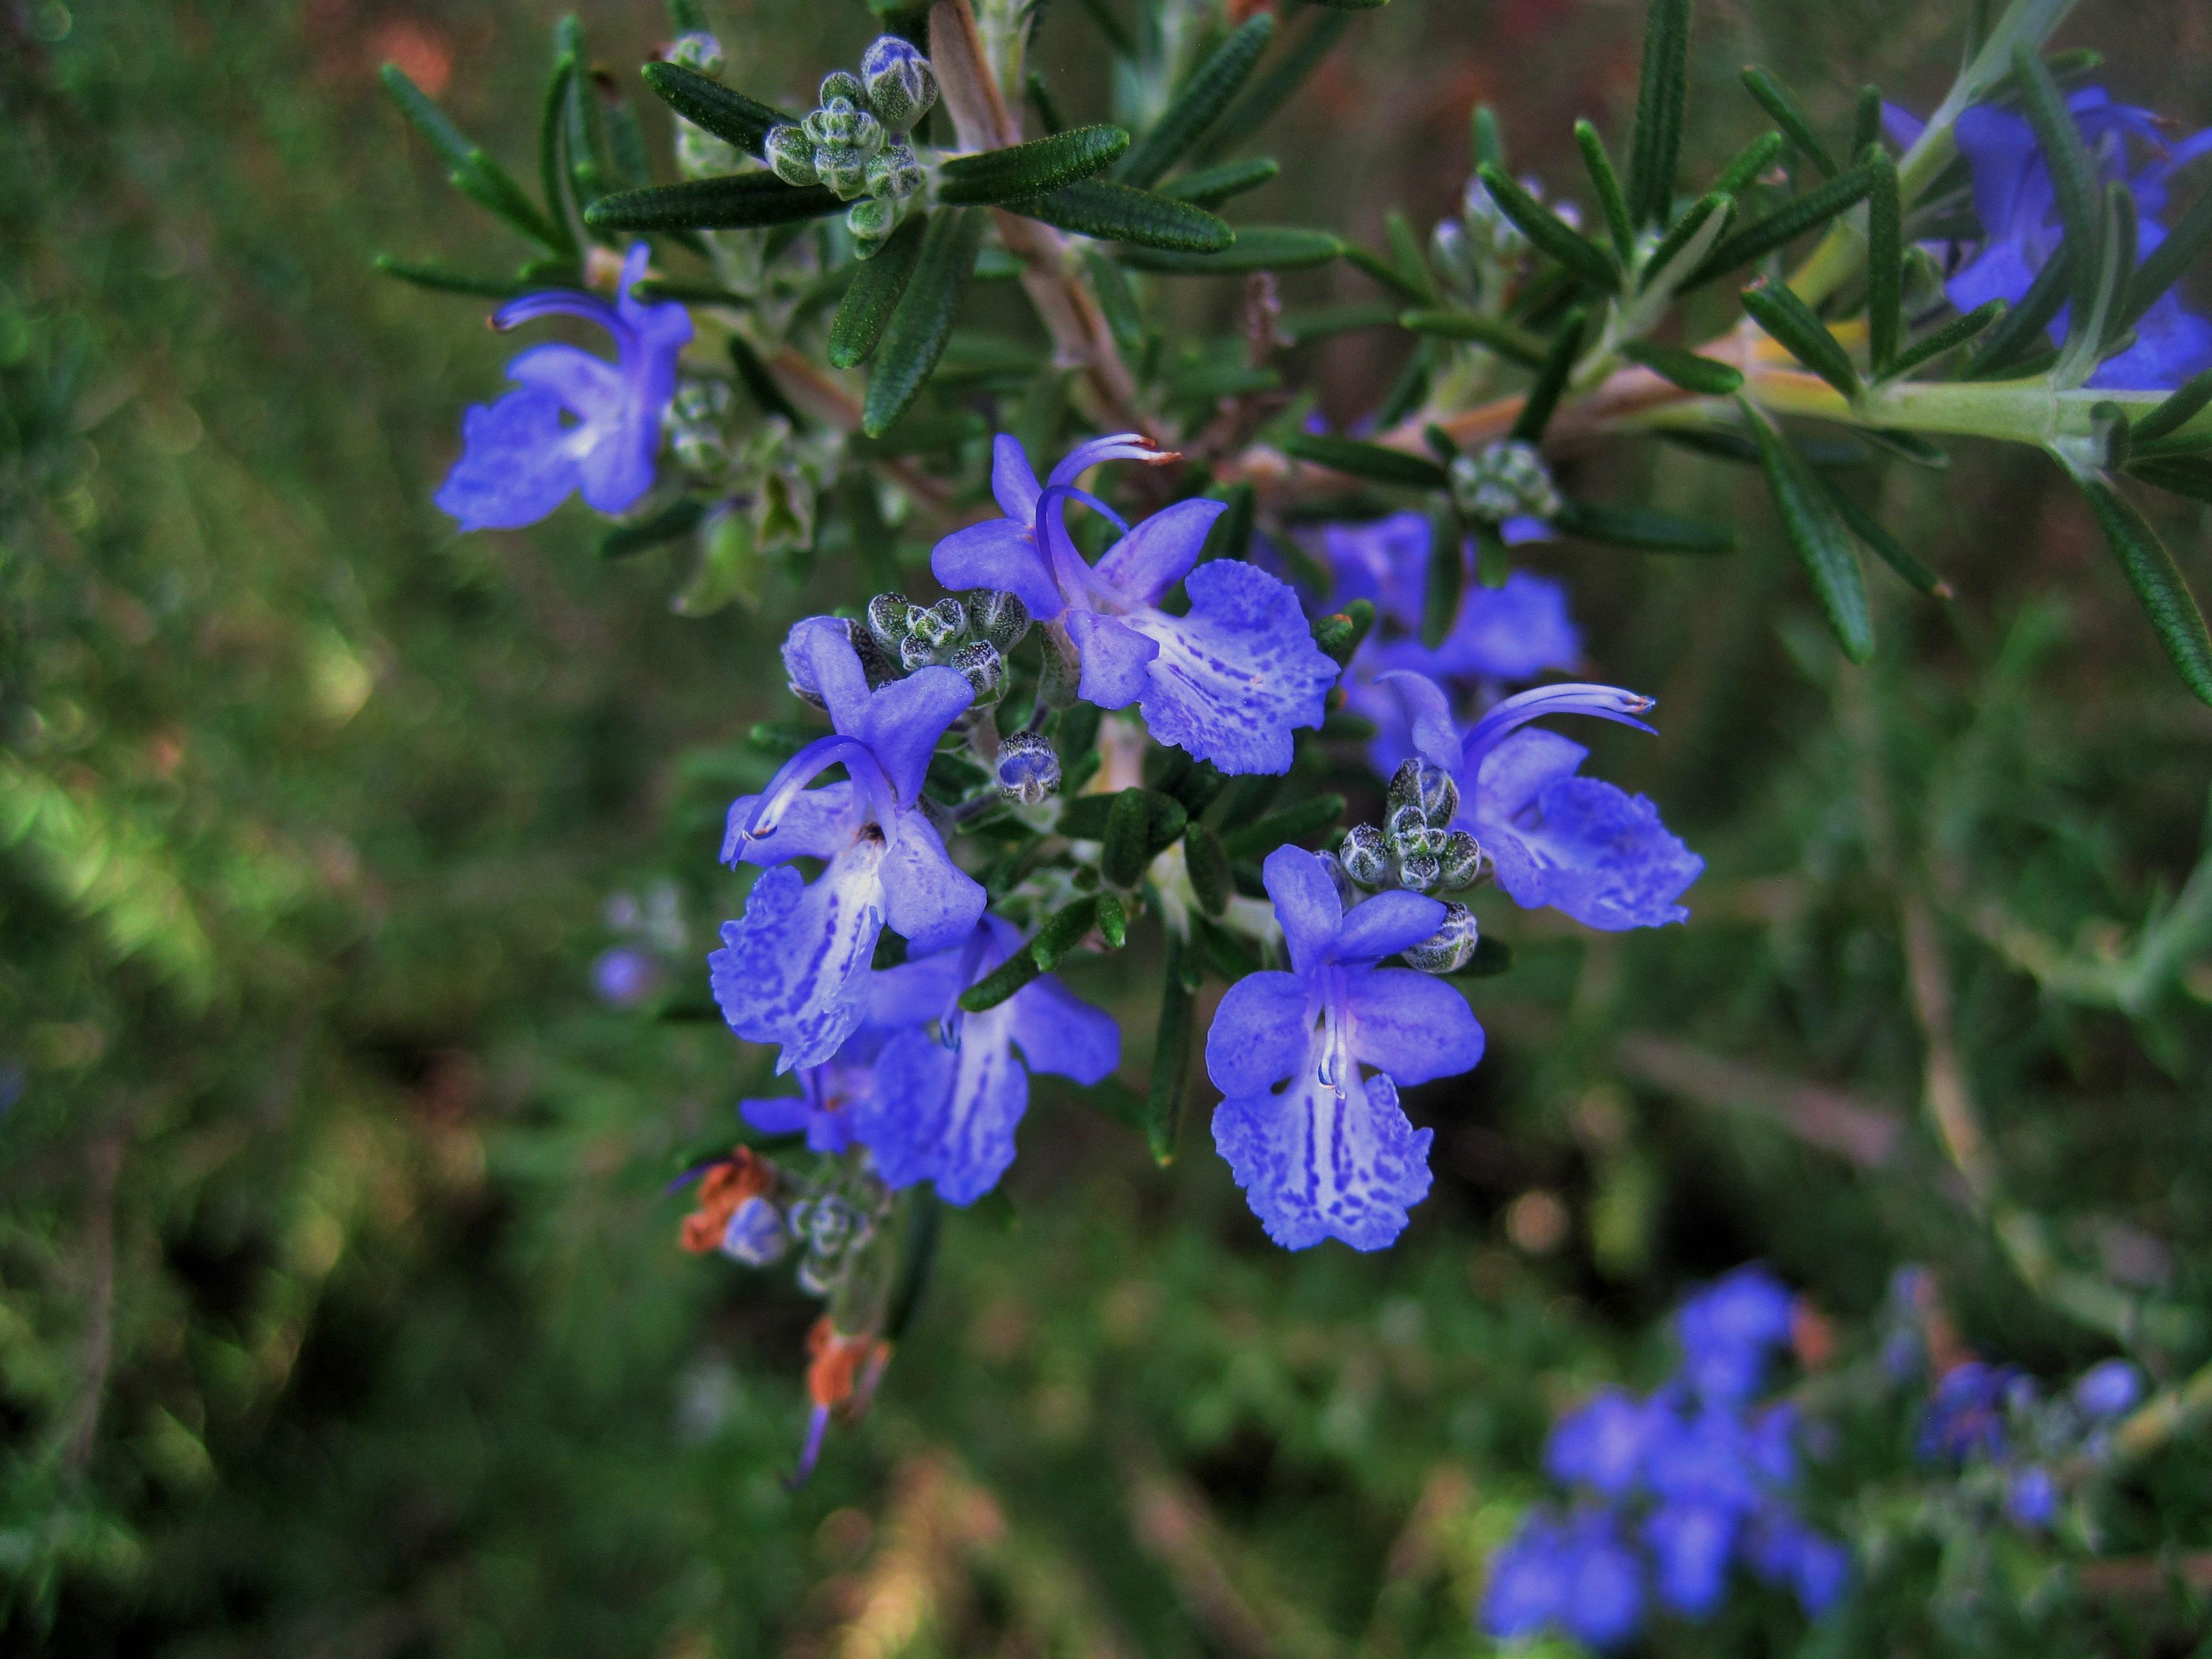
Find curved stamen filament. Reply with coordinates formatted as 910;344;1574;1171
742;734;899;843
1460;682;1658;775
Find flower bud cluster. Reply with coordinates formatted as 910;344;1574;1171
668;375;736;475
1433;173;1576;303
765;37;937;255
1340;759;1487;973
786;1193;873;1296
1450;439;1561;526
994;729;1061;806
862;587;1031;707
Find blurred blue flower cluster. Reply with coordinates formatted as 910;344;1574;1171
1483;1267;1849;1648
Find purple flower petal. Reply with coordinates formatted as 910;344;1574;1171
1007;971;1122;1085
881;809;987;954
931;518;1064;620
435;389;581;531
1212;1064;1434;1250
1341;965;1484;1084
1066;611;1159;708
1330;890;1449;965
1259;846;1344;974
1204;970;1313;1096
857;665;974;806
709;854;884;1072
1092;497;1224;603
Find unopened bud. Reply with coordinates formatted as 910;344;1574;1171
1314;850;1362;910
668;30;725;77
1436;830;1485;891
1341;823;1392;888
951;640;1005;705
911;597;967;648
677;122;739;180
1398;852;1443;892
819;70;866;107
963;588;1030;649
866;591;913;654
765;124;818;186
1403;900;1479;973
996;729;1061;805
861;36;937;130
866;139;923;202
720;1195;788;1266
1386;802;1429;847
1387;758;1460;826
846;195;900;246
1450;439;1561;525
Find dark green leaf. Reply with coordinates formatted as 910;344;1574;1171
1032;896;1108;972
1279;300;1399;342
1145;934;1199;1165
1199;483;1256;564
1867;150;1902;374
1219;794;1346;860
960;943;1047;1012
1740;65;1836;177
1282;431;1447;490
1626;0;1691;226
1473;520;1510;589
1161;156;1281;207
1185;824;1233;916
1689;161;1878;287
848;412;988;457
1103;788;1155;887
585;175;842;232
1741;277;1860;402
599;498;708;560
1118;225;1342;273
2072;469;2212;705
371;254;532;299
1821;478;1952;598
538;56;582;258
1016;181;1234;250
938;125;1131;206
831;214;929;369
1962;246;2071;377
2014;45;2104;332
2133;367;2212;444
1421;498;1465;648
1712;130;1786;196
1204;11;1355;156
1473;104;1506;170
1344;243;1439;306
1027;70;1066;136
2119;175;2212;342
727;334;805;429
2130;456;2212;506
1743;399;1875;663
1880;298;2006;381
863;209;985;438
1636;192;1733;293
1475;164;1618;292
1617;338;1742;395
1119;13;1276;188
1509;306;1587;445
1310;597;1376;665
1058;789;1188;857
638;61;793;158
1385;209;1441;305
381;63;566;252
1850;85;1882;162
1575;119;1636;261
1396;310;1545;365
629;280;749;307
1552;498;1735;553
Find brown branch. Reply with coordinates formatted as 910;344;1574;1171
926;0;1150;438
1612;1034;1904;1171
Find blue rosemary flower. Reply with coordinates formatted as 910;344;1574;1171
709;617;983;1071
1386;671;1703;931
737;1033;891;1155
1677;1264;1797;1407
854;916;1122;1204
1203;845;1486;1250
931;435;1336;774
1482;1509;1646;1650
436;244;693;529
1888;90;2212;388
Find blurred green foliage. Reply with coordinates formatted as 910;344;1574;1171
4;1;2212;1654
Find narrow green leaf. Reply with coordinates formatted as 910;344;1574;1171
1310;598;1377;665
1850;85;1882;161
1205;11;1354;157
1279;300;1399;342
630;280;748;307
1553;498;1736;553
1712;129;1786;196
1015;181;1234;251
1689;161;1878;287
602;82;651;191
585;175;841;232
1397;309;1546;366
727;335;806;429
1740;66;1837;178
1473;521;1510;588
863;208;985;438
639;61;793;158
1118;225;1342;273
1617;338;1743;395
381;64;566;251
2071;469;2212;705
1962;246;2071;377
1344;243;1438;306
1473;104;1506;170
1385;209;1441;305
1821;478;1953;597
1031;896;1106;973
848;412;988;458
1867;150;1902;374
2013;45;2103;330
1027;70;1066;136
1626;0;1691;226
598;497;708;560
1475;164;1619;292
1421;498;1466;647
1509;306;1587;445
960;945;1047;1011
938;125;1131;206
1199;483;1256;564
2130;457;2212;506
1743;399;1875;663
1282;431;1448;490
1103;789;1155;887
538;56;581;258
1637;191;1734;293
1185;824;1233;917
2086;181;2139;364
829;216;927;367
1145;934;1199;1165
2119;177;2212;341
1575;120;1637;263
1741;277;1860;402
1219;794;1346;860
2133;367;2212;444
1161;156;1281;207
1880;297;2007;381
1119;13;1276;188
1057;789;1188;854
371;253;532;299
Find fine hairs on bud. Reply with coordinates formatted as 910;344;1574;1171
668;30;725;78
950;640;1005;705
1341;823;1392;888
860;36;937;131
1387;758;1460;826
765;124;819;187
1404;901;1480;974
866;591;912;653
995;729;1060;805
963;588;1031;650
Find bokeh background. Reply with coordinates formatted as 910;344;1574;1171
5;0;2212;1652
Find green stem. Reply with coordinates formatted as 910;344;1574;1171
1737;367;2197;446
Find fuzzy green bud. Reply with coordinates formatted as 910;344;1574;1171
1403;900;1479;974
1450;439;1562;526
764;124;818;186
962;589;1030;650
668;30;725;77
1340;823;1392;888
951;640;1005;706
866;139;923;202
866;591;913;655
860;36;937;130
